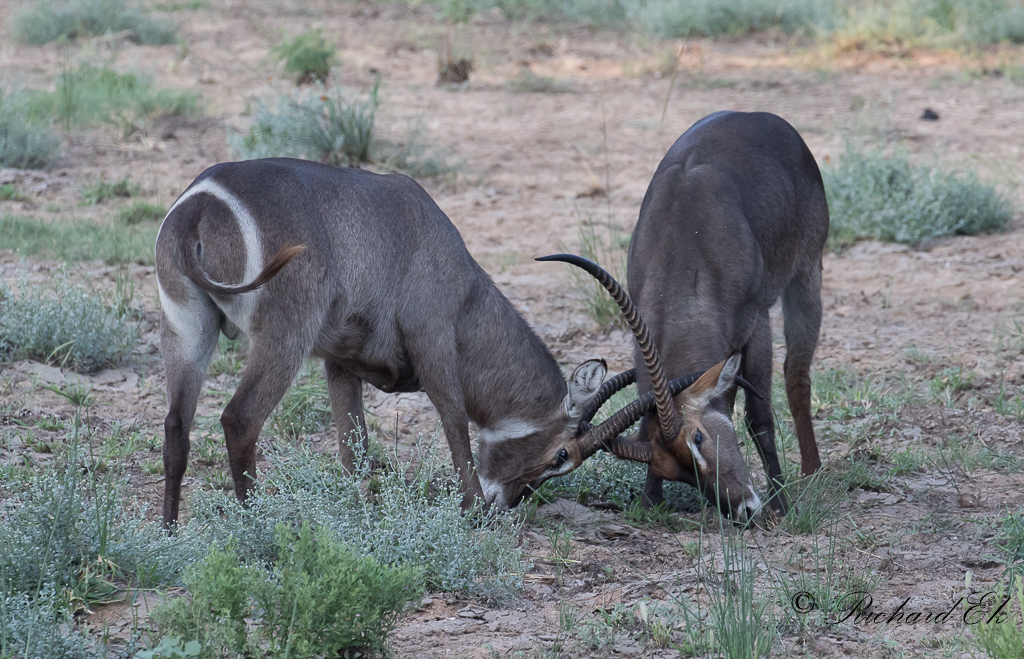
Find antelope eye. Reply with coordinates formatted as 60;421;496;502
693;430;705;447
556;448;569;465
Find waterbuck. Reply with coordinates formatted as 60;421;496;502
154;157;611;528
543;110;829;518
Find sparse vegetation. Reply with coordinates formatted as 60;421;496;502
507;69;573;93
38;65;200;136
0;91;60;169
823;146;1014;250
676;532;775;658
81;175;138;205
973;576;1024;659
0;274;138;372
0;184;27;201
153;526;421;658
624;0;832;39
0;215;158;265
232;82;452;177
119;201;166;224
232;84;378;167
272;30;338;85
13;0;177;45
454;0;1024;45
270;363;332;441
566;214;630;328
186;439;525;601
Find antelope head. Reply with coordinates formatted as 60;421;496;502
537;254;761;521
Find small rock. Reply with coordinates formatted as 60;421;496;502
920;108;940;121
92;369;126;385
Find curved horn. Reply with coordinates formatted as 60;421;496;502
575;391;654;461
578;368;636;433
605;434;652;462
576;369;763;462
537;254;681;442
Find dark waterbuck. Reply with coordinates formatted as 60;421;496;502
154;158;611;527
544;110;829;518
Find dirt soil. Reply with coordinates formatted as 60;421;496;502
3;0;1024;657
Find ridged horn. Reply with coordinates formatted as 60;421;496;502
537;254;681;442
578;368;764;436
577;368;636;434
575;369;763;462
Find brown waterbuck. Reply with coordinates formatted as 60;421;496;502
154;157;611;528
542;110;829;518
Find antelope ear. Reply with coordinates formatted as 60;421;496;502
564;359;607;419
680;352;741;411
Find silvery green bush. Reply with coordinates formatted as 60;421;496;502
824;146;1014;250
185;437;525;602
0;276;138;373
13;0;176;45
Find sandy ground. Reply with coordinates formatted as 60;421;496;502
3;0;1024;656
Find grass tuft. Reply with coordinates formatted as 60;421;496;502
270;363;332;441
232;82;454;178
0;274;138;373
624;0;832;39
13;0;177;45
566;213;630;328
40;65;200;136
118;201;166;225
272;30;338;85
81;175;138;205
0;215;158;265
0;91;60;169
232;83;378;168
824;146;1014;250
0;184;28;201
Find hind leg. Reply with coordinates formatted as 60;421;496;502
783;266;824;477
325;361;367;470
160;299;220;529
743;311;788;515
221;335;310;503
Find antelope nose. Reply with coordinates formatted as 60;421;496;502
742;491;763;522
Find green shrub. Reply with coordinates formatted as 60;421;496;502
155;525;421;659
232;83;378;167
257;524;421;656
185;439;524;602
81;176;137;205
0;275;138;372
0;426;199;601
0;215;158;265
233;82;453;177
40;65;199;135
118;201;166;224
0;589;102;659
272;30;337;85
456;0;1024;44
973;577;1024;659
623;0;832;38
13;0;176;45
823;146;1014;250
834;0;1024;48
0;91;60;169
0;184;27;201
